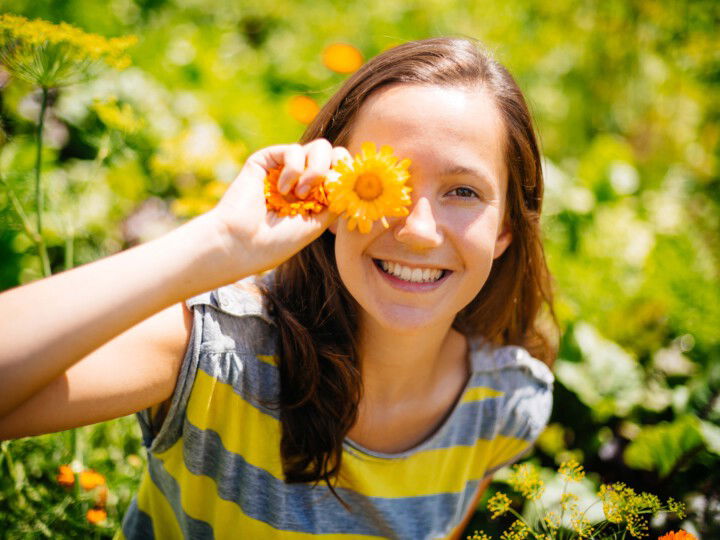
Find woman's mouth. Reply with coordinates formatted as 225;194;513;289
373;259;448;284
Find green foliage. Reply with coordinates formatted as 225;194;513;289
623;415;720;477
1;0;718;537
0;418;144;538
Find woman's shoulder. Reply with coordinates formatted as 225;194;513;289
185;273;275;326
467;337;554;388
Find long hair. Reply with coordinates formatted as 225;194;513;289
263;37;556;499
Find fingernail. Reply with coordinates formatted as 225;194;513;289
297;185;310;198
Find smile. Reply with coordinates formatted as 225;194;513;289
373;259;448;283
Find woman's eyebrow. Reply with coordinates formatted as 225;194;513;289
440;164;496;189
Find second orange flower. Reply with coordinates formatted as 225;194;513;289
264;167;328;217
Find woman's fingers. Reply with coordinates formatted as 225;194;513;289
272;139;347;199
241;138;350;201
331;146;353;167
297;139;333;198
277;144;306;195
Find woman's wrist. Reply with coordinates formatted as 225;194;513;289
159;211;258;298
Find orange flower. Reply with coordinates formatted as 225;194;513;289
79;469;106;491
264;166;328;217
288;95;320;124
322;43;363;74
324;142;412;234
56;465;75;487
658;532;697;540
86;508;107;525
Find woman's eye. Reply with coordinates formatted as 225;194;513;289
448;186;479;199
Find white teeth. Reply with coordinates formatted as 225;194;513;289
377;260;443;283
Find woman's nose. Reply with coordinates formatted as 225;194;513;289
393;196;442;250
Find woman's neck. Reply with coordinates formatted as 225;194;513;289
347;317;470;453
357;317;469;406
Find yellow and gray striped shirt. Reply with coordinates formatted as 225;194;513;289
119;277;553;539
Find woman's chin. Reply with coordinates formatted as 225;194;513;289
361;304;455;336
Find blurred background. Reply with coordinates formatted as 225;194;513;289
0;0;718;537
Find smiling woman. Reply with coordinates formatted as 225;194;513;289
0;37;555;539
261;37;556;538
334;84;511;334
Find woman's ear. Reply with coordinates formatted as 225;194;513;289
493;220;512;259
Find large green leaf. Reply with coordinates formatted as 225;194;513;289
623;415;704;477
555;322;644;420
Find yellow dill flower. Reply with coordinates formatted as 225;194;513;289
625;511;649;538
598;482;662;538
559;459;585;482
637;492;661;513
666;498;686;519
599;482;629;523
542;511;560;530
467;531;492;540
508;463;545;501
571;516;594;538
0;14;135;87
92;96;143;133
324;141;412;234
487;491;512;519
560;492;579;505
499;520;530;540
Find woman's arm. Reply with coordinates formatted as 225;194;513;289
0;214;230;423
449;475;493;539
0;139;342;435
0;301;192;439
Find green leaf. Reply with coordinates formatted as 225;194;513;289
555;322;644;420
623;415;704;477
699;419;720;455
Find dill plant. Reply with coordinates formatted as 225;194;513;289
469;460;689;540
0;14;135;276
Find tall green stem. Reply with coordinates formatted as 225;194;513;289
64;236;74;270
34;86;51;277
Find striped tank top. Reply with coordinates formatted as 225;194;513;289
118;276;553;539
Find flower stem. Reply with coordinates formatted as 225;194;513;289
34;86;51;277
64;235;74;270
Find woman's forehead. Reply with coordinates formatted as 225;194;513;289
347;84;507;186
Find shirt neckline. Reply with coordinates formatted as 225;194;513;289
342;340;479;461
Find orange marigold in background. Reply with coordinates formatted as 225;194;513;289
56;465;75;487
658;531;697;540
288;95;320;124
264;167;328;217
86;508;107;525
322;43;363;74
79;469;106;491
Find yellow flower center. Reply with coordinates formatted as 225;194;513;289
354;173;384;200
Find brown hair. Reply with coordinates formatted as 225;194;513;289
263;37;556;500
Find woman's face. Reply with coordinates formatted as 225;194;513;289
333;84;512;335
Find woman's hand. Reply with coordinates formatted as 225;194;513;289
206;138;351;278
